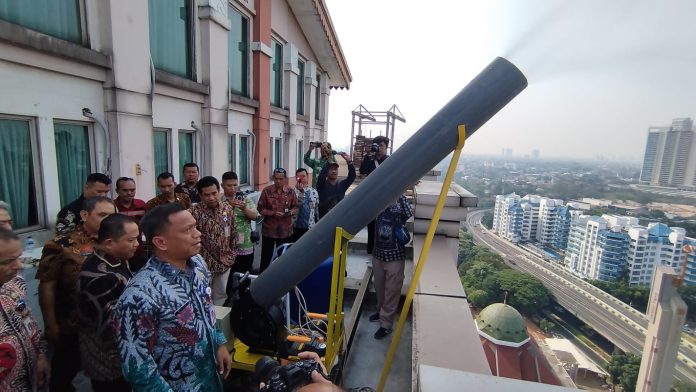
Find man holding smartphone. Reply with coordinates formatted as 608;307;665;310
291;168;319;243
221;171;258;275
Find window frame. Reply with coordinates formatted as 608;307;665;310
270;38;283;107
53;120;96;207
177;129;196;181
296;139;304;171
0;115;46;232
315;72;321;120
148;0;195;79
297;58;305;115
239;135;250;185
153;127;172;177
0;0;87;45
228;5;250;97
270;137;283;177
228;133;237;172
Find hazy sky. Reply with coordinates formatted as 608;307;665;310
323;0;696;162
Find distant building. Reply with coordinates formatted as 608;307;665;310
476;303;561;385
626;223;685;286
532;149;540;159
494;194;574;246
639;118;696;190
536;198;564;245
552;205;581;250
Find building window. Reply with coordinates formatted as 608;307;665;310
153;128;170;179
0;0;82;44
54;122;93;207
296;140;304;170
228;7;249;96
297;60;305;115
239;135;249;185
270;137;282;176
178;131;194;180
148;0;192;78
270;39;283;107
228;134;236;172
0;117;41;230
315;72;321;120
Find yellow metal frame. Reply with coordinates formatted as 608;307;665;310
230;227;354;374
377;125;467;392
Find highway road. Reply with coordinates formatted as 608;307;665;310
465;209;696;384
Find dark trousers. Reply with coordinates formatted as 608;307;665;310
367;220;375;254
49;334;81;392
260;235;291;273
91;377;132;392
290;227;309;243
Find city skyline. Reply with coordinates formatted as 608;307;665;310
324;0;696;162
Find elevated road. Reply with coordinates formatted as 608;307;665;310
466;209;696;384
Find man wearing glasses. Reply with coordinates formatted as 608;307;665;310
257;168;299;272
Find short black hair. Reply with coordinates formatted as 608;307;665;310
115;177;135;190
296;168;308;175
140;203;185;245
0;227;18;243
196;176;220;193
86;173;112;186
183;163;199;172
373;135;390;147
82;196;115;213
157;172;175;182
97;214;137;244
222;171;238;181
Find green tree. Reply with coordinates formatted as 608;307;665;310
495;269;551;314
463;261;500;293
678;285;696;321
606;353;641;392
481;210;494;229
539;318;555;334
467;289;490;308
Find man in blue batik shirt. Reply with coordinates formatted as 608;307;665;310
291;168;319;243
112;203;231;392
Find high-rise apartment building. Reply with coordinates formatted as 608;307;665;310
493;194;570;246
626;224;685;286
536;198;563;245
639;118;696;190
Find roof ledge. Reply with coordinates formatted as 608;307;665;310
287;0;352;89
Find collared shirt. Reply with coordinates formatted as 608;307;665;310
145;192;192;211
189;202;238;273
36;225;96;336
114;197;147;224
304;150;336;186
257;185;299;239
55;194;85;235
223;197;257;255
175;183;201;203
293;187;319;230
373;195;413;263
317;162;356;218
0;276;47;392
113;256;226;392
78;252;133;381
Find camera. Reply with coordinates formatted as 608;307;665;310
255;356;327;392
312;141;323;148
370;143;379;153
235;191;246;201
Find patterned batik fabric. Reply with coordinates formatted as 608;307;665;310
113;256;226;392
78;252;134;381
55;195;85;235
189;202;238;273
174;183;201;204
145;193;192;211
223;198;256;255
293;187;319;230
36;226;96;336
373;195;414;263
0;276;47;392
257;185;299;239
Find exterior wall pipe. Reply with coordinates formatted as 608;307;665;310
250;56;528;308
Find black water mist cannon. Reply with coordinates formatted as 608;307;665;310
230;57;528;350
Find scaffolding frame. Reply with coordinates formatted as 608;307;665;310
349;104;406;157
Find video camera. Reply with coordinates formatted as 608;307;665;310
370;143;379;153
255;356;327;392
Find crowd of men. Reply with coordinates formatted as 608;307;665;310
0;135;411;391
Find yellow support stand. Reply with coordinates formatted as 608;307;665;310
377;125;467;392
325;226;354;371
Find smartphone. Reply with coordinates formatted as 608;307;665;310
235;192;245;201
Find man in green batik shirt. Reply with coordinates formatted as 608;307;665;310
221;171;258;276
304;141;336;186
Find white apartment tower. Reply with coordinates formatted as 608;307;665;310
639;118;696;190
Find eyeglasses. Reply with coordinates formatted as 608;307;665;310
273;168;286;174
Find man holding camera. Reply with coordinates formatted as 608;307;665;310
359;136;390;254
317;152;356;219
304;141;336;186
257;168;299;272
